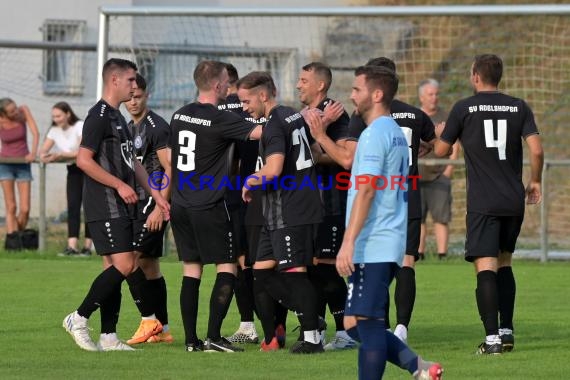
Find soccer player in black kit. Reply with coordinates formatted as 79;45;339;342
296;62;357;350
237;71;324;354
219;63;262;344
63;58;169;351
125;73;173;345
309;57;437;344
434;54;543;354
169;60;262;353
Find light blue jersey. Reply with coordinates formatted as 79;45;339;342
346;116;409;265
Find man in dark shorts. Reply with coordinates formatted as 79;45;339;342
308;57;437;343
238;71;324;354
125;73;173;345
63;58;169;352
169;60;261;353
335;64;442;380
219;63;266;345
296;61;356;350
434;54;544;354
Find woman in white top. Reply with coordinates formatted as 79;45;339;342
39;102;92;256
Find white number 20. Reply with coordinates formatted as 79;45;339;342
292;127;314;170
484;119;507;160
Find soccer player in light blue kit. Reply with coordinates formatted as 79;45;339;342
335;65;443;380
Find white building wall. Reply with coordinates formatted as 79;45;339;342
1;0;356;220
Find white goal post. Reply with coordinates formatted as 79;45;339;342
95;4;570;261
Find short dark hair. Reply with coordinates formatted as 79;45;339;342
355;65;399;107
225;63;239;85
193;60;227;91
473;54;503;86
302;62;332;92
51;102;80;126
102;58;137;82
135;73;147;91
236;71;277;98
365;57;397;73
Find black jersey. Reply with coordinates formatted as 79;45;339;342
80;100;136;222
219;93;266;210
315;98;350;217
128;110;170;200
260;105;323;229
441;91;538;216
169;102;256;210
348;100;435;219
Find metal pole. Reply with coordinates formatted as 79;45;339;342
96;9;109;100
540;162;549;263
38;162;46;252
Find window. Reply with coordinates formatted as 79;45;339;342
42;19;86;95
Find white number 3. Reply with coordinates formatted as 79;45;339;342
484;119;507;160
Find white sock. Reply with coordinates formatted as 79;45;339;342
304;330;320;344
73;311;88;324
394;324;408;341
142;314;157;320
162;324;169;333
499;328;512;336
485;334;501;344
100;332;118;342
240;321;255;330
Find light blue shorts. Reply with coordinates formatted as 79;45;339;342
0;163;32;181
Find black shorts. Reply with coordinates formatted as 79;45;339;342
406;218;421;260
132;205;168;259
88;217;135;256
245;224;262;267
230;206;248;258
315;215;345;259
465;212;523;262
170;201;236;265
256;224;317;271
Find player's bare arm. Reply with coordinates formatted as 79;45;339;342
248;124;263;140
242;153;285;202
525;133;544;204
336;175;376;277
134;159;170;220
143;147;171;231
77;146;138;204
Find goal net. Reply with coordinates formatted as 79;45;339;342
99;8;570;252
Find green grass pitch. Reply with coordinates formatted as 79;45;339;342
0;252;568;379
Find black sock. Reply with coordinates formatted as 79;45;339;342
253;269;277;344
497;266;516;331
235;267;256;322
321;264;348;332
77;265;125;319
308;265;328;320
274;302;288;329
181;276;201;345
127;267;154;317
438;252;447;259
100;284;122;334
282;272;319;331
346;326;361;342
476;270;499;336
148;277;168;326
207;272;236;341
395;266;416;327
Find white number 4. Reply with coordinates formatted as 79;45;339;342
484;119;507;160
